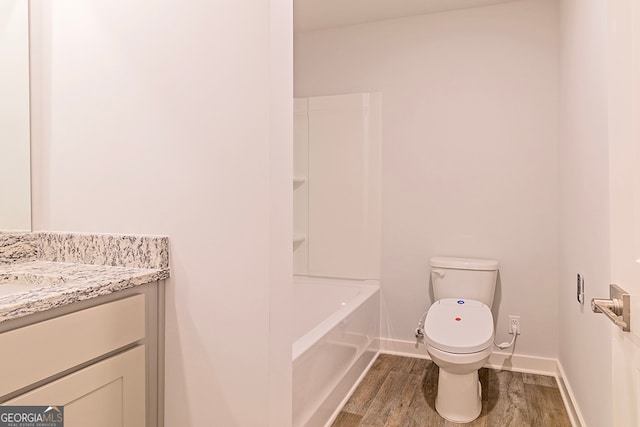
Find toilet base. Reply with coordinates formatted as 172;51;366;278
435;369;482;423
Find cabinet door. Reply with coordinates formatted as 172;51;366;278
4;345;145;427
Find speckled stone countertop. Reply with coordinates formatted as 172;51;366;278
0;232;170;323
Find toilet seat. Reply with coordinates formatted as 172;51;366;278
424;298;494;354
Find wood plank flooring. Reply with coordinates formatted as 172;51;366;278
332;354;571;427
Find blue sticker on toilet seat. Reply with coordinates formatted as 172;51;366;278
457;300;464;304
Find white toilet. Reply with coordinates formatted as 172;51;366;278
424;256;498;423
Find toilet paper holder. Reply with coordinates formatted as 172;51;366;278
591;284;630;332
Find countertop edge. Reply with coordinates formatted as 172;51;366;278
0;268;170;324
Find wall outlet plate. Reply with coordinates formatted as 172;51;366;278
509;315;521;335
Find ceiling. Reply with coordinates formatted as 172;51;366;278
294;0;519;32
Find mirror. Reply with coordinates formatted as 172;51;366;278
0;0;31;232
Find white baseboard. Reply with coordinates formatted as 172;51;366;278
377;338;557;375
555;361;586;427
376;338;584;426
486;351;557;376
375;337;431;359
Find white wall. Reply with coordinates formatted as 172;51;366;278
30;1;292;426
295;0;560;357
558;1;611;425
0;0;31;231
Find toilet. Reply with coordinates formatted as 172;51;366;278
424;256;498;423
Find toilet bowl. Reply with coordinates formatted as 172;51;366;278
424;298;494;423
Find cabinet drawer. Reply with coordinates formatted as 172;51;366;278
0;294;145;397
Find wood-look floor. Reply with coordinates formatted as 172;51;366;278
332;354;571;427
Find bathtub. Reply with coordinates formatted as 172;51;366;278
292;276;380;427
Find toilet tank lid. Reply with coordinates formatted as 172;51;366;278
430;256;498;271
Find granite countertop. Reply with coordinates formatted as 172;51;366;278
0;261;169;323
0;232;170;324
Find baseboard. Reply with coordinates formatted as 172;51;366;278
486;351;557;376
377;338;557;375
375;337;431;359
555;361;586;427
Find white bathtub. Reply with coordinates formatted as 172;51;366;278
292;276;380;427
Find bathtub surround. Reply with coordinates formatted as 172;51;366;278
0;232;170;322
293;93;381;280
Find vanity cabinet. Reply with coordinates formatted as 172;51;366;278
5;346;145;427
0;283;164;427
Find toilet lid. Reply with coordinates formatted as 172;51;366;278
424;298;494;354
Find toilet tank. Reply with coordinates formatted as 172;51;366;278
430;256;499;308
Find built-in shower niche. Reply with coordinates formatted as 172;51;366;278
293;93;381;280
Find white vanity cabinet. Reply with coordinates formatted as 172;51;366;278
0;284;164;427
